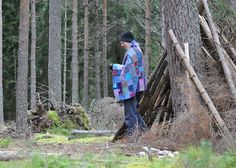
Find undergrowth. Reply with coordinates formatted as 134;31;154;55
0;138;12;148
180;141;236;168
0;152;177;168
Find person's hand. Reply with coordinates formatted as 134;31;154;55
109;64;113;71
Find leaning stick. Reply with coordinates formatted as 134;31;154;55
202;0;236;103
199;15;213;41
199;15;236;84
220;33;236;60
199;14;236;60
168;29;236;150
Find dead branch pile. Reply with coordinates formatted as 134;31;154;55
113;0;236;150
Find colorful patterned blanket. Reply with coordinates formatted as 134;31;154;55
112;45;146;101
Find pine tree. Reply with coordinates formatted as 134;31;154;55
16;0;30;135
0;0;4;127
102;0;108;97
83;0;89;107
72;0;79;104
30;0;36;109
48;0;62;109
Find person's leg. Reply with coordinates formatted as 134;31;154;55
135;92;147;130
124;97;138;136
137;113;147;130
136;92;142;109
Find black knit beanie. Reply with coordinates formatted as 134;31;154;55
120;31;134;43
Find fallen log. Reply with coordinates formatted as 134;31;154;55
168;29;236;150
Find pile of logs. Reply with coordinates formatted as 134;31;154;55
112;0;236;149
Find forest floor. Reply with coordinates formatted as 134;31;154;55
2;134;142;158
0;133;175;167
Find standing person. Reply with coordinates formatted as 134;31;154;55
110;31;147;138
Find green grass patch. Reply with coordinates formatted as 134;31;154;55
0;154;79;168
0;159;31;168
35;133;112;144
0;138;13;148
179;141;236;168
0;152;177;168
46;127;70;136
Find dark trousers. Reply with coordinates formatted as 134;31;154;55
124;94;146;135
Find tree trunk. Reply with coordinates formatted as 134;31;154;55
30;0;36;109
95;0;101;99
63;0;67;104
48;0;62;109
102;0;108;97
164;0;203;117
16;0;29;135
0;0;3;127
83;0;89;107
144;0;151;75
161;0;166;50
72;0;79;104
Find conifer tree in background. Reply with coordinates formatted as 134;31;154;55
144;0;151;76
16;0;29;135
94;0;101;99
72;0;79;104
102;0;108;97
0;0;4;127
30;0;36;109
48;0;62;109
63;0;68;104
83;0;89;107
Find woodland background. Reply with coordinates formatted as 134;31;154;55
0;0;236;148
1;0;161;122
